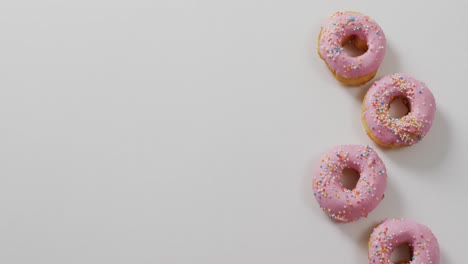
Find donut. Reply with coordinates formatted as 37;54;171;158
312;145;387;222
362;73;436;148
369;219;440;264
318;11;386;86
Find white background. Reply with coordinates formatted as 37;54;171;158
0;0;465;263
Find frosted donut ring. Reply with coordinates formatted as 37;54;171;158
362;73;436;148
369;219;440;264
312;145;387;222
318;11;386;86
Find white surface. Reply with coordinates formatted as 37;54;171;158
0;1;465;263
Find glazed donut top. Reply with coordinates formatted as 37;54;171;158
363;73;436;146
313;145;387;222
319;11;386;78
369;219;440;264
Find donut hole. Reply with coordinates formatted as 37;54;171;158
340;168;360;190
389;96;410;118
342;35;368;57
390;243;413;264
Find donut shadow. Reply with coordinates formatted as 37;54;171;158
335;181;404;263
346;80;373;102
375;109;451;173
440;248;451;264
376;41;400;79
336;219;376;263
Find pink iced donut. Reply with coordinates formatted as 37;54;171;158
312;145;387;222
362;73;436;148
369;219;440;264
318;11;386;86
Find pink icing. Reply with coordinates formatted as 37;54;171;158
319;11;386;79
369;219;440;264
313;145;387;222
363;73;436;146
